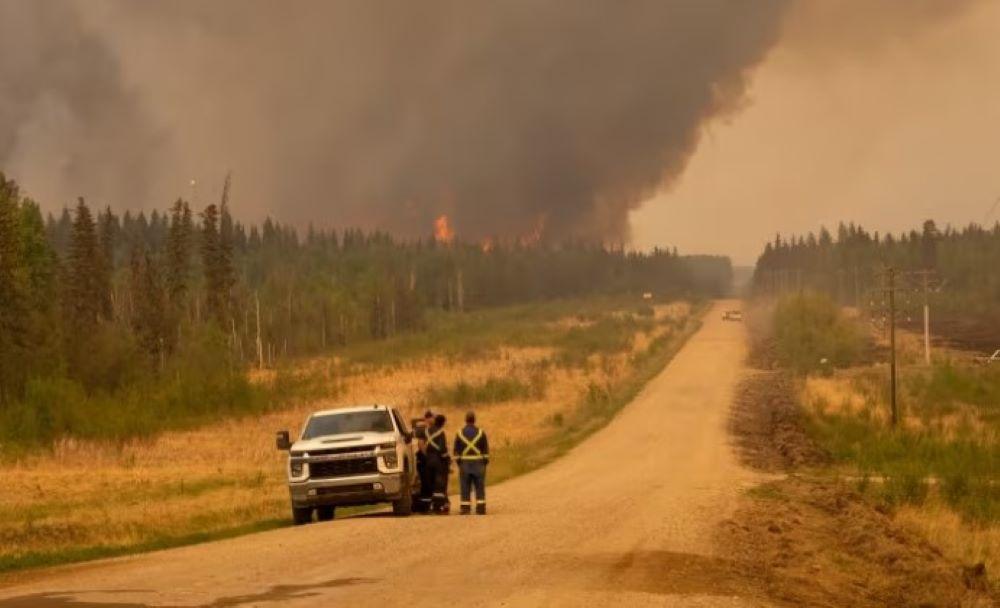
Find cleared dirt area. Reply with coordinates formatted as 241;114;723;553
0;301;762;607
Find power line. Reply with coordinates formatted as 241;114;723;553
984;195;1000;225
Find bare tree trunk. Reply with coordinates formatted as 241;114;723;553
321;308;327;350
255;292;264;370
390;299;396;336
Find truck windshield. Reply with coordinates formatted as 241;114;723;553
302;410;394;439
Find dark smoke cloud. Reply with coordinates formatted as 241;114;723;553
0;0;163;209
5;1;789;241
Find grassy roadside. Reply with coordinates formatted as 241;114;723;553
747;292;999;588
0;296;706;578
0;519;287;575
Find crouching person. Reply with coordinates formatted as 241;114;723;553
454;411;489;515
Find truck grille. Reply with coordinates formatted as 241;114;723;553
292;446;372;458
310;457;377;479
317;483;375;496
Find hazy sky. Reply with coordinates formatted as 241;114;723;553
632;0;1000;264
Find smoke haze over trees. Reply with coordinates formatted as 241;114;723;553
751;220;1000;347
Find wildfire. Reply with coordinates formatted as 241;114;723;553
434;214;455;244
518;213;547;247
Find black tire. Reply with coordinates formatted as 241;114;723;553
292;506;313;525
393;470;413;516
316;505;335;521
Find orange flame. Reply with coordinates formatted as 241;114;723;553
434;214;455;244
518;213;547;247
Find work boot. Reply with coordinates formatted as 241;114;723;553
475;502;486;515
459;504;471;515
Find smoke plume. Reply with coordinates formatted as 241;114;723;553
0;1;163;209
4;1;791;241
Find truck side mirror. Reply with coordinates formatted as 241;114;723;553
275;430;291;451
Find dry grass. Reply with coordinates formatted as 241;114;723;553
0;298;694;572
795;359;998;584
802;374;869;418
897;502;1000;584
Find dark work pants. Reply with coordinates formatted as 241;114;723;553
416;453;432;512
425;452;449;512
459;460;486;514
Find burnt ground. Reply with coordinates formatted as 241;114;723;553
718;371;996;607
899;313;1000;354
728;371;829;470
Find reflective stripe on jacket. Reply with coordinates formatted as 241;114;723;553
426;425;448;455
454;424;489;462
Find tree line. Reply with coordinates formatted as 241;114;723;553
0;172;730;409
751;219;1000;326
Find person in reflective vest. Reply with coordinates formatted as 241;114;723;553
424;414;451;514
414;410;436;513
453;411;489;515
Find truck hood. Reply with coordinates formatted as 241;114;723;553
291;431;396;452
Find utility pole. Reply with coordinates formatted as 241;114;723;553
255;291;264;370
888;267;898;429
922;270;931;366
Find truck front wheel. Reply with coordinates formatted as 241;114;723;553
292;506;313;525
392;473;413;516
316;505;335;521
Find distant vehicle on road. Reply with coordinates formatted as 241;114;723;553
722;310;743;321
276;404;418;524
976;349;1000;365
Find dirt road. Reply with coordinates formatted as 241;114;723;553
0;301;764;607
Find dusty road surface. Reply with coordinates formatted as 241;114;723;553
0;301;765;607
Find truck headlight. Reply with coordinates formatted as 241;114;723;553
382;451;399;468
290;460;305;477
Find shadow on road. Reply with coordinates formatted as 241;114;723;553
0;578;377;608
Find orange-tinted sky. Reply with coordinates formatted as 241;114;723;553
631;0;1000;265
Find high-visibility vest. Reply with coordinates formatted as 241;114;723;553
456;429;486;460
426;427;446;453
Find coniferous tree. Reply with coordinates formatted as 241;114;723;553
200;203;228;326
218;174;236;308
130;246;168;360
18;199;61;381
60;198;108;382
166;199;194;311
0;175;27;403
96;207;116;320
66;199;103;329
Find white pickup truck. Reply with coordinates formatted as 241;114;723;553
276;404;419;524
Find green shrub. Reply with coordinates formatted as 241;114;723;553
773;292;866;374
554;316;641;367
0;330;269;448
421;375;544;407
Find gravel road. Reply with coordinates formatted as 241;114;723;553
0;300;765;607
